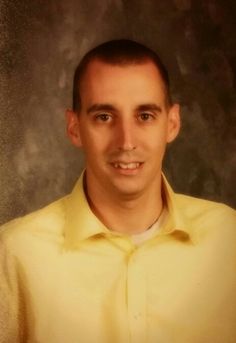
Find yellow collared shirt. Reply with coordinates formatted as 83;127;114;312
0;174;236;343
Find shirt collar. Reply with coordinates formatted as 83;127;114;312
64;171;191;248
64;172;109;249
160;174;191;241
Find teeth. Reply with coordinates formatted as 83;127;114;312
113;162;140;169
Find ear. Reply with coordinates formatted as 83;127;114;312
166;103;181;143
65;109;82;148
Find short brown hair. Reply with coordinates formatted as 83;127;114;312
73;39;171;112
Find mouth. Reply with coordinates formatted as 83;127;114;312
110;161;143;173
113;162;141;169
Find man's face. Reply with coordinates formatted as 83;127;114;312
67;60;180;198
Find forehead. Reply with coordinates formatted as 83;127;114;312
79;60;167;107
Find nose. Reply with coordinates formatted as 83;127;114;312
115;118;137;151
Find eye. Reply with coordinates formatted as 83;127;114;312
138;112;155;122
95;113;112;122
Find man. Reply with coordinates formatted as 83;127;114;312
0;39;235;343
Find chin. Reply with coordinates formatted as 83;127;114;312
111;180;146;198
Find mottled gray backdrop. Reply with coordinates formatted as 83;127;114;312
0;0;236;225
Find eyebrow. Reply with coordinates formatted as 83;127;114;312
136;104;162;113
87;104;117;115
86;103;163;115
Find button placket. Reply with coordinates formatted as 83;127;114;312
127;251;147;343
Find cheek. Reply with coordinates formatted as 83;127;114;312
146;128;168;150
79;125;96;145
80;130;110;156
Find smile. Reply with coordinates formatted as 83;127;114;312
112;162;142;170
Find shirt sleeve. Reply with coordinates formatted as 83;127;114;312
0;235;24;343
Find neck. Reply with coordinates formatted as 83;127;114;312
84;173;163;235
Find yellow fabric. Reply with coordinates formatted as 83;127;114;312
0;173;236;343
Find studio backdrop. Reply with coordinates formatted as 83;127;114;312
0;0;236;225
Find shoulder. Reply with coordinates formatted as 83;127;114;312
0;196;69;248
175;193;236;239
176;193;235;217
175;194;236;249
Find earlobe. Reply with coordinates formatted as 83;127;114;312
65;109;82;148
167;104;181;143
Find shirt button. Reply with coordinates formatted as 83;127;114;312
129;252;138;262
134;312;142;320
